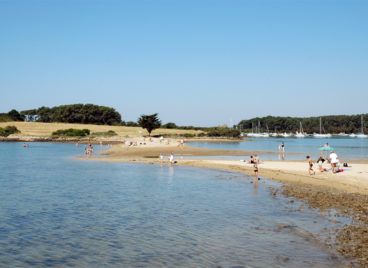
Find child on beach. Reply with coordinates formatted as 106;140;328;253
306;156;315;175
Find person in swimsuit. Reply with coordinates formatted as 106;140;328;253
317;154;326;172
253;154;260;182
306;156;315;175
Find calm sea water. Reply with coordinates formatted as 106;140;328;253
0;143;351;267
188;137;368;161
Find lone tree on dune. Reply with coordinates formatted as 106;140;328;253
138;113;161;136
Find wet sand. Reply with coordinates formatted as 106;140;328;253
96;141;368;267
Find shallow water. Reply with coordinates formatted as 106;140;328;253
188;137;368;161
0;143;351;267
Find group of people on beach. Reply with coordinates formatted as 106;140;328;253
306;144;343;175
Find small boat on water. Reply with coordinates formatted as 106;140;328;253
280;132;293;138
313;117;332;138
355;115;367;138
295;122;306;138
247;121;270;138
356;133;368;138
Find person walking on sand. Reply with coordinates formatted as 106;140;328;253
306;156;315;175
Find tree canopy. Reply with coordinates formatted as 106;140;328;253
21;104;122;125
138;113;161;136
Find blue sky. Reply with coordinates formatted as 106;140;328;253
0;0;367;126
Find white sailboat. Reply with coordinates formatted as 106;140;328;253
247;121;269;137
313;117;332;138
295;122;306;138
356;115;367;138
280;132;293;138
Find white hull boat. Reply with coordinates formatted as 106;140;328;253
280;133;293;138
295;122;306;138
356;133;368;138
313;133;332;138
314;118;331;138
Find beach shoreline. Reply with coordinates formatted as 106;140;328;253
89;141;368;266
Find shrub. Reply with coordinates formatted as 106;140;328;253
52;128;90;137
205;128;241;138
0;126;20;137
91;130;118;137
181;133;196;138
162;122;177;129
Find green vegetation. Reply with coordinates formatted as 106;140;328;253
122;121;139;127
91;130;118;137
206;127;241;138
0;126;20;137
238;114;368;134
162;122;178;129
52;128;91;137
21;104;122;125
0;109;24;122
138;113;161;136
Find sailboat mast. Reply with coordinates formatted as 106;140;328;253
320;117;322;134
362;115;364;134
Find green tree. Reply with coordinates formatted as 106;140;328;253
138;113;161;136
7;109;24;121
162;122;177;129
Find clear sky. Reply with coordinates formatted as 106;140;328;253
0;0;367;126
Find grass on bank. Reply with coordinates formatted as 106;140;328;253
0;122;203;138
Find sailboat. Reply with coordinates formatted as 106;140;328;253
313;117;332;138
356;115;367;138
295;122;306;138
280;132;293;138
247;121;269;137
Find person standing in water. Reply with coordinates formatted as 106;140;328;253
169;153;174;165
253;154;260;183
278;142;285;160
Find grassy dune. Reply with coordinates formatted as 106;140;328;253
0;122;202;138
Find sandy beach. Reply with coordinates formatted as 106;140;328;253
95;139;368;266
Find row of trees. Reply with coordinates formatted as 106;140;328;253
237;115;368;134
0;110;24;122
21;104;123;125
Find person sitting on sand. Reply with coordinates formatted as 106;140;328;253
306;156;315;175
317;154;327;172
